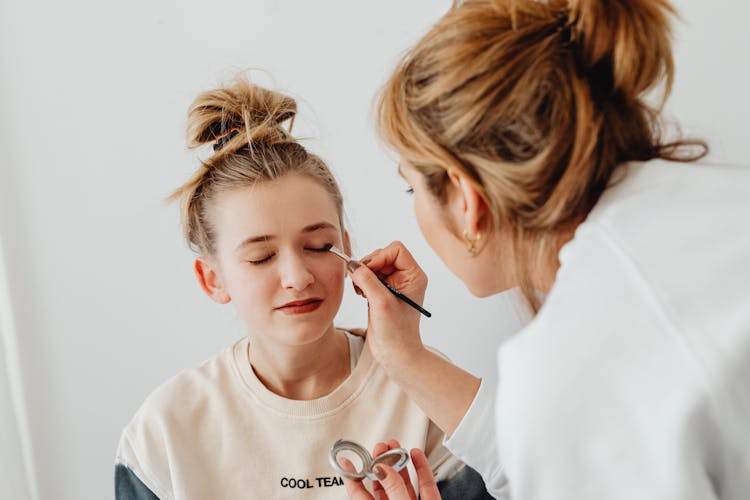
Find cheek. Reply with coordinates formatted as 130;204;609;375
414;196;433;242
225;263;276;305
314;258;347;294
414;195;467;278
414;195;446;252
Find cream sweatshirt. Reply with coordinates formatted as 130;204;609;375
116;332;467;499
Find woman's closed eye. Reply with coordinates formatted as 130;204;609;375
305;243;334;253
247;254;274;265
246;244;333;265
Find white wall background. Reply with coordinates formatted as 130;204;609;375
0;1;748;499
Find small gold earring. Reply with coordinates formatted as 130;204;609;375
463;230;481;257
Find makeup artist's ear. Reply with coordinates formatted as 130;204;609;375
343;229;352;258
194;258;231;304
446;169;488;235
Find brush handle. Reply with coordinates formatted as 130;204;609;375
379;279;432;318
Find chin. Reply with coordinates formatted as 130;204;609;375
466;282;492;298
292;329;331;346
280;311;338;344
465;278;513;298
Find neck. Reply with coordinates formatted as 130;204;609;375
247;325;351;400
527;220;581;294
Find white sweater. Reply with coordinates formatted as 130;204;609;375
447;160;750;500
116;332;464;499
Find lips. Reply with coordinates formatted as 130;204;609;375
276;298;323;314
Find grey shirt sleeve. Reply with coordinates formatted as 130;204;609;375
115;464;159;500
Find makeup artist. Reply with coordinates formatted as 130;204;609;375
343;0;750;499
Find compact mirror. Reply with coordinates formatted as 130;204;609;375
329;439;409;481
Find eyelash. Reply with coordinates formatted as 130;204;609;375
405;187;414;195
247;244;333;265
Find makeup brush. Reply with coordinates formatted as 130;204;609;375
325;244;432;318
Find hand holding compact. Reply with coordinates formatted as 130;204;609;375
329;439;409;481
341;440;441;500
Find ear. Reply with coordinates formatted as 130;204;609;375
342;229;352;258
194;257;231;304
446;169;488;235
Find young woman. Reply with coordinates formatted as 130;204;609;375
344;0;750;499
114;79;492;499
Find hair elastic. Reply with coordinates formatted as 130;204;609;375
213;128;240;151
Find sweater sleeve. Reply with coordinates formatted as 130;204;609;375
425;412;496;500
115;464;160;500
115;423;172;500
444;378;509;499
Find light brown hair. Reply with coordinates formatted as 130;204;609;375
169;78;344;255
377;0;706;311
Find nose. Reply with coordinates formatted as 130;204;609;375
278;251;315;291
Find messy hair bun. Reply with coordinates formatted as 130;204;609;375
567;0;676;101
187;79;298;158
169;78;343;255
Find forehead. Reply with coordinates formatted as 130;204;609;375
211;174;341;241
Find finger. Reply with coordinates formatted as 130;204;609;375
361;241;419;276
385;440;416;500
342;476;374;500
347;260;398;310
339;457;358;474
341;457;374;500
358;248;381;266
346;328;367;338
410;449;441;500
399;466;417;500
373;441;389;457
371;442;389;495
374;464;412;499
352;282;365;297
356;243;427;300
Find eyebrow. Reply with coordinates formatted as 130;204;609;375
234;222;338;252
397;163;404;178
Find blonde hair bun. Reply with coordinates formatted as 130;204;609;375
187;78;298;155
566;0;677;100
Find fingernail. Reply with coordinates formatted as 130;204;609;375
374;465;386;481
347;261;361;273
339;458;355;473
